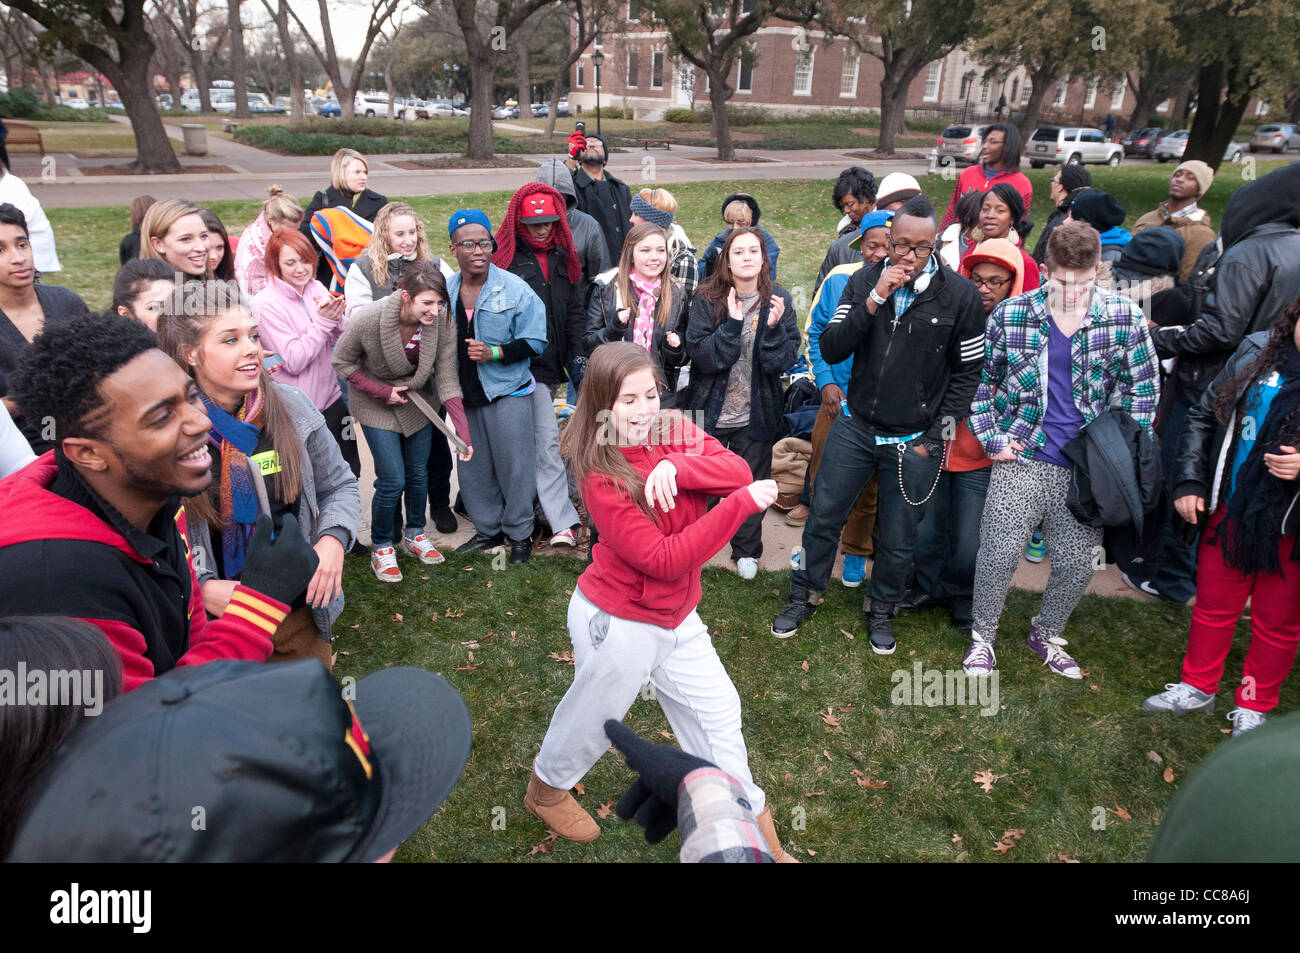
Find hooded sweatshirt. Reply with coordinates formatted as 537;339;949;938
535;157;610;285
0;452;282;692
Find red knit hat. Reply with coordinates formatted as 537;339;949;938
493;182;582;284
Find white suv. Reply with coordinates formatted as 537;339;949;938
1027;126;1123;168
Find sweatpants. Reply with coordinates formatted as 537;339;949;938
971;458;1101;642
808;403;877;556
535;589;766;815
1181;506;1300;712
713;426;771;561
532;385;580;534
459;394;536;541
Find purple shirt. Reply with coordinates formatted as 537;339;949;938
1037;315;1085;468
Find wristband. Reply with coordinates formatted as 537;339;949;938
869;288;889;306
491;345;502;361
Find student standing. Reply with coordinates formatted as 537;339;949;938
119;195;156;266
939;122;1032;229
139;199;211;280
697;194;781;282
112;258;175;331
1143;300;1300;737
569;133;633;264
971;183;1041;291
684;226;800;579
200;208;236;281
525;341;796;861
300;148;388;287
234;186;303;298
344;201;453;317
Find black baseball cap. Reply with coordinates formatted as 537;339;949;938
5;659;472;862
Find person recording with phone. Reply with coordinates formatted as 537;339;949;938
772;197;985;655
567;127;633;264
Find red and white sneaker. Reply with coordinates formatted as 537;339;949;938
549;527;578;547
371;546;403;583
399;533;446;565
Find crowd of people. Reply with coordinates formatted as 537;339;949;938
0;124;1298;862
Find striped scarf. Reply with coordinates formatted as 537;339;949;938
200;387;265;579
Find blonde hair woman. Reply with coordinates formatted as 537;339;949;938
629;186;699;305
234;184;303;297
300;147;388;286
139;199;211;279
344;201;453;316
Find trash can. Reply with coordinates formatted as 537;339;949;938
181;123;208;156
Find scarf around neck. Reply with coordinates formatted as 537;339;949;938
629;270;661;350
201;387;266;579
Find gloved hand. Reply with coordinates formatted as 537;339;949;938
238;513;320;607
567;130;588;159
604;719;714;844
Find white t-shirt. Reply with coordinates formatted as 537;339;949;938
0;401;36;478
0;170;61;272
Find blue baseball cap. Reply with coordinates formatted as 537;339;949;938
448;208;493;240
851;209;895;247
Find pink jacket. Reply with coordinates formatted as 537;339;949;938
235;213;272;298
253;275;344;410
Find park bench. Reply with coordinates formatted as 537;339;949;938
640;137;675;150
4;120;45;157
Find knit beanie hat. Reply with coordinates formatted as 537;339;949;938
1174;159;1214;198
1070;188;1126;232
630;194;674;228
1058;163;1092;195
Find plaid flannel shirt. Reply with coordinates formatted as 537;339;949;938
969;285;1160;460
677;767;772;863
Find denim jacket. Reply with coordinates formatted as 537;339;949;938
446;263;548;401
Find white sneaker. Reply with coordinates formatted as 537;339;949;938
399;533;445;565
550;527;578;547
1227;707;1267;737
1141;681;1216;714
371;545;403;582
736;557;759;580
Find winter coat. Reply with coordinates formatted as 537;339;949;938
504;242;587;388
1061;409;1162;536
253;275;344;411
572;166;633;263
584;267;687;404
771;436;812;497
1132;201;1216;282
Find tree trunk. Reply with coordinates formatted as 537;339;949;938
189;20;213;113
1018;66;1055;141
38;61;58;106
228;0;251;118
1285;86;1300;124
269;0;304;125
1186;61;1249;172
1127;78;1164;133
466;50;496;159
877;70;908;155
516;17;535;124
708;68;735;160
114;52;182;172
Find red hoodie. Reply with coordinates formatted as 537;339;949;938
0;453;282;692
576;418;762;628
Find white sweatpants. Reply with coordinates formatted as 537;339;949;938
532;385;580;534
535;589;766;815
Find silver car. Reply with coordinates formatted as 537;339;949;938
1154;129;1188;162
1027;126;1123;167
936;123;990;166
1250;123;1300;153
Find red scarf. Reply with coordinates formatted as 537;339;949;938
492;182;583;284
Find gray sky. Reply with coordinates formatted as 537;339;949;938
287;0;413;62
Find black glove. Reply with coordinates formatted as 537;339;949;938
604;719;714;844
238;513;319;607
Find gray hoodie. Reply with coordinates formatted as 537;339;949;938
536;157;610;283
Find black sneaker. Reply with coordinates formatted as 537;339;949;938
509;536;532;564
431;506;458;535
456;532;505;554
897;588;938;613
772;598;817;639
867;606;896;655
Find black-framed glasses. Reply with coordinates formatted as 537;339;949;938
452;239;494;251
890;240;934;259
970;274;1009;291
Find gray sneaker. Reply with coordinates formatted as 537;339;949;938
1227;707;1267;737
1141;681;1216;714
1026;624;1081;679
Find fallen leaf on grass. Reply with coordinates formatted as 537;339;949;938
528;831;558;855
1002;828;1026;841
1109;802;1132;820
1089;684;1099;692
806;848;817;856
1220;728;1232;735
460;640;481;649
839;628;855;641
1057;853;1080;863
804;791;825;797
991;840;1015;854
801;660;809;672
973;770;1003;792
444;608;465;618
392;613;403;623
455;662;483;671
1146;750;1163;764
548;650;575;665
820;707;841;727
951;833;965;850
851;769;887;789
350;624;360;629
1163;766;1175;783
822;749;832;762
659;730;674;740
330;651;338;667
462;566;474;572
596;800;615;819
908;650;916;656
486;580;492;588
573;782;585;797
783;772;795;783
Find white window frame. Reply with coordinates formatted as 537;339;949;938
1053;82;1068;108
1110;78;1125;111
651;50;665;90
793;47;815;97
1156;98;1171;113
840;47;860;98
1084;77;1098;109
979;78;990;104
575;63;584;88
737;48;754;94
1255;100;1269;117
626;49;638;88
923;61;942;102
1021;80;1031;105
627;0;640;21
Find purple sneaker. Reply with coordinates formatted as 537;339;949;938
1027;624;1081;679
962;633;997;676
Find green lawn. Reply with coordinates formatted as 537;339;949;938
37;122;139;157
36;166;1298;861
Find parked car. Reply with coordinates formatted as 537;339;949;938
355;94;390;117
425;99;456;118
1027;126;1123;167
1122;127;1165;158
318;100;341;118
1249;123;1300;153
61;97;91;110
935;123;991;165
403;100;433;120
1223;140;1247;163
491;104;519;120
531;102;549;117
1153;129;1189;162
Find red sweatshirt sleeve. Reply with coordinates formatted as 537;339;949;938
348;369;395;401
661;421;754;496
583;476;761;581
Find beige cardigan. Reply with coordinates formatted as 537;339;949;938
331;292;461;436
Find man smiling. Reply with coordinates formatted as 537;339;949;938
0;312;319;691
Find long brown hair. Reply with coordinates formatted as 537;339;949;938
1215;296;1300;439
560;341;685;521
617;221;674;329
695;225;772;321
156;281;304;528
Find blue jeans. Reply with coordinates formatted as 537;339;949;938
362;424;433;547
791;412;941;607
913;466;992;613
1151;397;1198;602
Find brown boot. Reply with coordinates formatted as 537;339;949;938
785;503;810;526
755;807;800;863
524;763;600;843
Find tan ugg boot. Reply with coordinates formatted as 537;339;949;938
524;762;600;843
755;807;800;863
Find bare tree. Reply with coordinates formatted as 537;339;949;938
286;0;405;119
541;0;615;140
148;6;188;106
227;0;251;116
152;0;229;113
260;0;303;122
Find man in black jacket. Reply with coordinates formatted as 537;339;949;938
772;197;986;654
1139;162;1300;604
571;134;632;264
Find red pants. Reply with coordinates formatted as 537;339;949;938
1181;507;1300;712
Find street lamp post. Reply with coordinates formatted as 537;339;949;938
591;47;604;139
962;70;977;124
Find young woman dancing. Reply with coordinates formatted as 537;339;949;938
524;341;797;861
